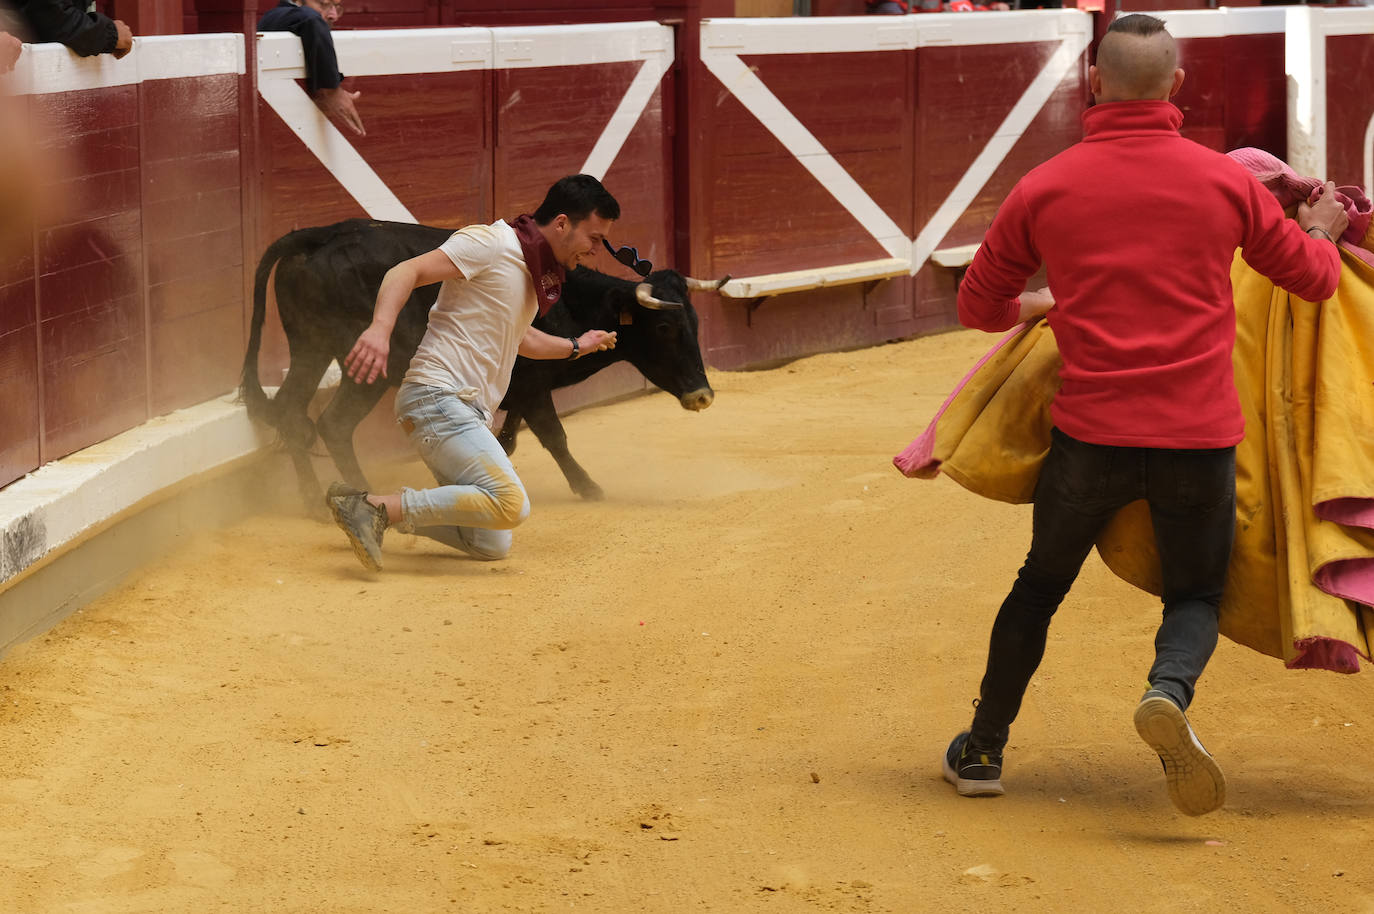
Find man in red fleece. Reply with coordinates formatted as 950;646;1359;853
942;14;1349;816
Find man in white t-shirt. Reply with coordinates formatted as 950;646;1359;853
327;174;621;571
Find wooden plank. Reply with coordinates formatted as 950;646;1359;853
0;323;40;489
349;72;492;227
708;135;889;276
735;0;792;14
1223;32;1284;159
1175;35;1226;151
149;303;243;413
494;62;642;216
35;250;143;322
1324;33;1374;188
40;292;147;461
718;257;910;298
0;208;39;485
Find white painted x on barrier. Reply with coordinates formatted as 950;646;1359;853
699;13;1091;279
256;23;675;224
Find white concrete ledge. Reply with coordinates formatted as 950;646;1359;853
0;393;273;591
718;257;911;299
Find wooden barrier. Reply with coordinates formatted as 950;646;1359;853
0;8;1368;494
0;36;245;490
1147;8;1287;158
689;12;1091;367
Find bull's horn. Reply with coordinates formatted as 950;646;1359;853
635;283;684;311
684;274;731;292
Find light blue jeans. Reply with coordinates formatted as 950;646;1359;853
393;383;530;561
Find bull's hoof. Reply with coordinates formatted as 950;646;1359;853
305;497;333;523
296;482;337;522
575;482;605;501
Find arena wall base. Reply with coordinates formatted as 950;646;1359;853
0;396;282;658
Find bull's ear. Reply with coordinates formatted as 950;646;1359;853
619;309;633;326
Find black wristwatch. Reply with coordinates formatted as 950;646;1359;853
567;336;579;360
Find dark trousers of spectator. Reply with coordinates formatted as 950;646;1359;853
969;428;1236;751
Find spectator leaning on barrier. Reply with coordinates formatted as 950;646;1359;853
9;0;132;58
258;0;364;136
941;14;1347;816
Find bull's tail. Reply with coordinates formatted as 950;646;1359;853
239;227;332;429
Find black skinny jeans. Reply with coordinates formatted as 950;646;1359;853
969;428;1236;751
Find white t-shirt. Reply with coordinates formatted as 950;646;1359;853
402;220;537;422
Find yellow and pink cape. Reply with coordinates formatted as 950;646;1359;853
895;152;1374;672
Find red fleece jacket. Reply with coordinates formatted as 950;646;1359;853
957;100;1340;448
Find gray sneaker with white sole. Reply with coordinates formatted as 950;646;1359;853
327;485;388;571
1134;689;1225;816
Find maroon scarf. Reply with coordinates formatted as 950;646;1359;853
511;213;565;315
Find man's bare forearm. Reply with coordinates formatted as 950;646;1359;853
369;263;418;332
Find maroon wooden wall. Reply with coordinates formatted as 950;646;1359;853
1173;31;1286;160
31;84;149;460
1;43;245;490
0;103;41;487
1323;33;1374;189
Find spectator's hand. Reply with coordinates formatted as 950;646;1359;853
344;324;391;384
112;20;133;59
314;86;366;136
991;2;1011;8
0;31;22;74
1299;180;1350;242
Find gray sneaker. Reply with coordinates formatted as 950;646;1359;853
327;486;387;571
1134;689;1226;816
326;481;366;501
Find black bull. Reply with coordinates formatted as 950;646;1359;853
239;219;715;509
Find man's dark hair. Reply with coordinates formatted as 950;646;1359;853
533;174;620;225
1108;13;1168;38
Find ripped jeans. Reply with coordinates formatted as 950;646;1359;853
393;383;530;561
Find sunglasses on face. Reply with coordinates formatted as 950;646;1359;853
602;239;653;277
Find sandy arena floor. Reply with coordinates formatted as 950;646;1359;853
2;328;1374;913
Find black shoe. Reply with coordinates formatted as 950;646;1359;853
942;731;1004;798
327;486;387;571
1134;689;1225;816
